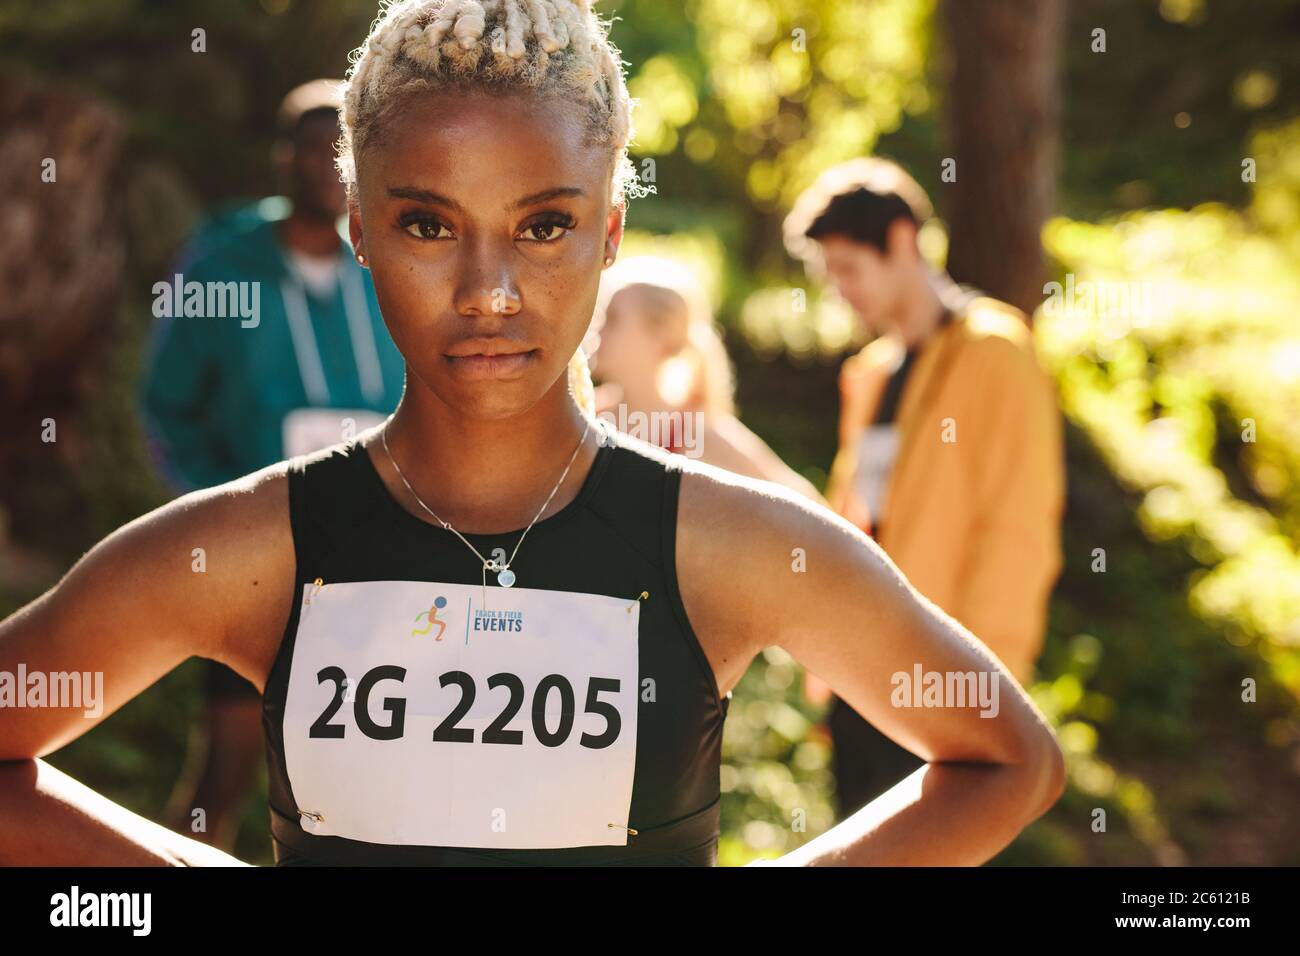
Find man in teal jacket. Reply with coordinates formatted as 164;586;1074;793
141;81;405;492
139;80;405;854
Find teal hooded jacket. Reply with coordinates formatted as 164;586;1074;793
140;203;406;491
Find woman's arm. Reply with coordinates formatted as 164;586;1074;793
676;463;1065;866
0;758;247;866
0;464;294;864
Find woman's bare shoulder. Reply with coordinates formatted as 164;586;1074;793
153;463;298;680
678;456;835;535
58;460;297;676
676;457;853;608
673;458;849;691
0;462;297;758
188;460;293;539
123;461;294;585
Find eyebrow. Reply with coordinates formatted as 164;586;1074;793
386;185;585;212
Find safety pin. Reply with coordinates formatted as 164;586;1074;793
627;590;649;613
607;822;638;836
297;808;325;823
303;577;325;608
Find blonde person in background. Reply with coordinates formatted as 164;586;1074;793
589;255;826;505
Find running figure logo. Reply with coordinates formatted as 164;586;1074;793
411;596;449;640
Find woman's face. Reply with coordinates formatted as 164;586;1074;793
590;287;666;386
350;89;624;420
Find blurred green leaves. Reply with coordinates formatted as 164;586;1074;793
1039;119;1300;700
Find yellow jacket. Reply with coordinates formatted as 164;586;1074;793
825;297;1066;683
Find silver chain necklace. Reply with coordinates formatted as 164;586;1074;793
379;414;595;591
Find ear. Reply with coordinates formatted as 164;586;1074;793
348;200;364;259
885;217;920;263
604;201;626;265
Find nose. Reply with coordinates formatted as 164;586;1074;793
453;237;522;317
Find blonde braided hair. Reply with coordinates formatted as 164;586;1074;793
567;344;595;416
338;0;644;416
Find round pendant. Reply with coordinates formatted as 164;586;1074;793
497;568;516;588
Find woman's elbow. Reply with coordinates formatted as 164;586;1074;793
0;757;38;787
988;707;1066;821
0;759;39;863
1023;725;1067;819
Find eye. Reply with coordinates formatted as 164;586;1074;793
398;212;454;241
518;212;576;243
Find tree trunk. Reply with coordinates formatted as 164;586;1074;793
939;0;1064;319
0;72;126;545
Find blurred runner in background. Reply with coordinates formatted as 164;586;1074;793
590;254;825;505
138;79;406;851
784;158;1065;818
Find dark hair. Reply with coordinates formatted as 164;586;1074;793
803;187;919;254
276;78;343;141
783;157;934;263
282;105;340;143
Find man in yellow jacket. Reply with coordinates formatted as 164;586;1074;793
784;157;1066;815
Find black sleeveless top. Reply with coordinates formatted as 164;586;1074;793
261;423;730;865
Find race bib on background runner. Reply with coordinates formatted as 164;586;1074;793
282;408;387;459
283;579;641;849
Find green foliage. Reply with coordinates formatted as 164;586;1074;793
1039;126;1300;701
1015;118;1300;864
1056;0;1300;219
718;647;836;864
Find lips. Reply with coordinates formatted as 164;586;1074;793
444;339;540;381
445;337;535;358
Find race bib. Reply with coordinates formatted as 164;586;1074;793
282;408;387;459
853;424;902;524
282;579;641;849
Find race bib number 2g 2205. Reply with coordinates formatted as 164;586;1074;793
282;579;641;849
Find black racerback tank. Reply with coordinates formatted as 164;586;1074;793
261;421;730;865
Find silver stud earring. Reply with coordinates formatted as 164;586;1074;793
356;253;366;265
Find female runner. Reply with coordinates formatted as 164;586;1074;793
590;254;826;503
0;0;1062;866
